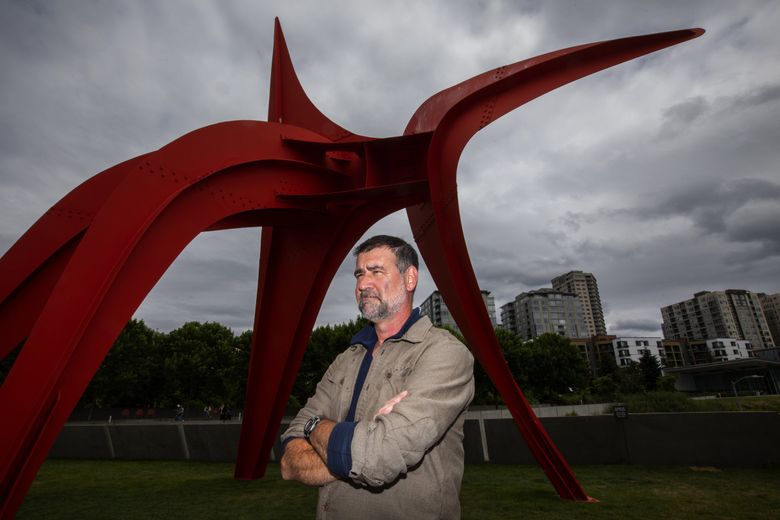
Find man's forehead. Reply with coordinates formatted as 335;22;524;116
355;246;396;264
357;246;395;262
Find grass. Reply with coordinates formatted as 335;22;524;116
688;394;780;412
615;393;780;414
17;460;780;519
461;465;780;519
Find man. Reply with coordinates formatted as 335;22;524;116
281;235;475;519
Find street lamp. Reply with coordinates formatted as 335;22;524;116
731;374;764;411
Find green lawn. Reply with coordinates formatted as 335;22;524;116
17;460;780;519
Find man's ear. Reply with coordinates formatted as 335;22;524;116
404;266;419;292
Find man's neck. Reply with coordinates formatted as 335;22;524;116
373;307;413;346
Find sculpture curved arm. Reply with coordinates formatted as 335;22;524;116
406;29;704;158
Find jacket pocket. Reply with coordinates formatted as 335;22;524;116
383;362;414;396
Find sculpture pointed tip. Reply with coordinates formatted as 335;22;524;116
266;17;360;140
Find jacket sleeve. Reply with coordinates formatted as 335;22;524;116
348;333;474;487
281;352;348;443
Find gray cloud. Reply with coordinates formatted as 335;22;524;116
612;319;662;333
657;178;777;221
660;96;709;135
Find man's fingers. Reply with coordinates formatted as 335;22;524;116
374;390;410;419
387;390;409;405
375;404;393;416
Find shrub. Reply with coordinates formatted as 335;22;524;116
622;391;694;413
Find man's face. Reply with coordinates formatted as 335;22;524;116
354;247;412;323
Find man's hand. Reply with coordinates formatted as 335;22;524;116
280;438;338;486
374;390;409;420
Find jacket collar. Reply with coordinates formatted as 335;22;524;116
351;308;426;348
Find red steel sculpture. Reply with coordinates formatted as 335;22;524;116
0;19;703;517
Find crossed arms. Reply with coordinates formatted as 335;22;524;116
280;391;408;485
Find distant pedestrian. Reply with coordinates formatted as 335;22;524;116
219;404;231;422
203;405;211;420
175;404;185;422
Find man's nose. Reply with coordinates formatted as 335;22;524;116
357;276;374;291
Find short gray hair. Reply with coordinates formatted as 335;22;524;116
353;235;419;273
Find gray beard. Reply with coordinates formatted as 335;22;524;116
359;299;390;322
358;292;405;323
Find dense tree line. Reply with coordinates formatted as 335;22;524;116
76;319;252;410
0;318;671;411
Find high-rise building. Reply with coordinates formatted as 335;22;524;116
420;289;496;333
551;271;607;336
759;293;780;346
500;300;518;333
661;290;775;349
500;288;588;341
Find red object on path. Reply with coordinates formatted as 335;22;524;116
0;19;703;517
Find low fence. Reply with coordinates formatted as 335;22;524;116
49;410;780;468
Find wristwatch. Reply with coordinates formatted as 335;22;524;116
303;415;321;439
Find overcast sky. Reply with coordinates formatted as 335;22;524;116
1;1;778;337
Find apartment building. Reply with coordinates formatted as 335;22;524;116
658;339;686;368
661;290;774;349
686;338;755;365
500;288;587;341
610;337;666;367
420;289;496;333
574;336;683;375
759;293;780;346
551;271;607;336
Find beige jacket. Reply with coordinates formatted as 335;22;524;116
282;315;475;519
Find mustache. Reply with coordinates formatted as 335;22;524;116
358;290;380;299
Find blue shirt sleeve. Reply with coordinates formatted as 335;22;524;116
280;436;299;454
326;421;357;478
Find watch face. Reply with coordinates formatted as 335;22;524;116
304;416;320;438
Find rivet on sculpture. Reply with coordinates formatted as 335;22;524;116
0;19;703;517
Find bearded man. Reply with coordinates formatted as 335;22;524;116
281;235;475;519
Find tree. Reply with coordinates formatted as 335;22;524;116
615;360;644;394
80;319;163;408
590;375;618;399
162;321;238;408
639;351;663;391
521;334;592;404
597;352;618;377
229;330;253;408
657;374;678;392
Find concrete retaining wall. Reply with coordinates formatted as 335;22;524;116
49;412;780;468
